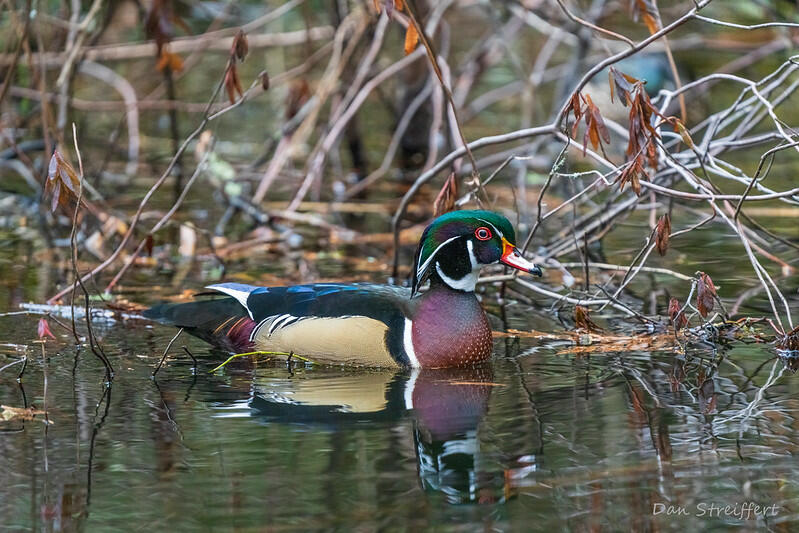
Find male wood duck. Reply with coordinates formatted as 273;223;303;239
145;210;542;368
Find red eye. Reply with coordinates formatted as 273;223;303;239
475;227;492;241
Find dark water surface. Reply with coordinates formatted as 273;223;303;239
1;228;798;532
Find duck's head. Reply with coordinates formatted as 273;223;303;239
412;210;542;294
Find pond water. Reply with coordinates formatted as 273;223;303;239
1;227;798;531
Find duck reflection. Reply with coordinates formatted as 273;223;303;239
249;365;495;504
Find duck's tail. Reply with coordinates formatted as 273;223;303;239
144;296;256;352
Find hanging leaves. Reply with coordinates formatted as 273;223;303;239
404;23;419;55
655;213;671;256
432;173;457;217
668;298;688;331
695;272;717;318
37;318;56;340
45;150;84;213
224;30;249;104
565;92;610;155
616;156;645;196
224;65;243;104
233;29;248;61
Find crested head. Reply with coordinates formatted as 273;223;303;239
411;210;541;294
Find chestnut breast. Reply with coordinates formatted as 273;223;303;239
410;289;493;367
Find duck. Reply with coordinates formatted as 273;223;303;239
144;210;542;368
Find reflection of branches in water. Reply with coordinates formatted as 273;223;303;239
716;358;787;439
86;383;111;507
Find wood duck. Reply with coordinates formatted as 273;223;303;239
145;210;542;368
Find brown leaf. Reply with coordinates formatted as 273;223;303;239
404;23;419;55
616;155;645;196
232;29;248;61
696;272;717;318
585;94;610;144
655;213;671;256
224;65;243;104
45;150;82;212
574;305;601;332
260;71;270;91
394;0;405;10
608;67;638;107
432;173;457;217
37;318;56;340
668;297;688;331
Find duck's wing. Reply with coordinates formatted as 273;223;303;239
207;282;415;366
146;282;416;365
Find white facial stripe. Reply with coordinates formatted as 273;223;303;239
403;318;421;368
466;239;478;269
476;219;504;238
416;235;460;281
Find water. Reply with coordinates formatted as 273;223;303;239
1;245;798;530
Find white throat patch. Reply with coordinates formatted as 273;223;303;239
435;239;480;292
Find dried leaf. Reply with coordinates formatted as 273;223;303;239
616;155;645;196
433;173;457;217
655;213;671;256
37;318;56;340
668;297;688;331
585;94;610;144
224;65;244;104
696;272;717;318
260;71;270;91
45;150;82;212
404;23;419;55
232;29;248;61
608;67;637;107
672;118;694;148
394;0;405;10
574;305;601;332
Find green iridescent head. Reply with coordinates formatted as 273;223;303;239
411;210;542;294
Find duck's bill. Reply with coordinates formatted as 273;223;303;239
501;239;543;276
